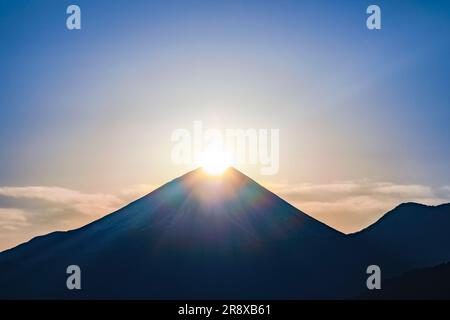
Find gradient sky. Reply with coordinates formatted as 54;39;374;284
0;0;449;250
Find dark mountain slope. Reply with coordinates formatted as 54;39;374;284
350;203;450;271
0;169;449;299
0;168;345;299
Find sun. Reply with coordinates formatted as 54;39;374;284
196;147;233;175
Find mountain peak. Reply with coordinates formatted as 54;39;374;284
94;166;342;244
351;201;450;238
167;166;268;204
31;166;338;258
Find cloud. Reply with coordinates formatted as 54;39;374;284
0;186;132;252
372;183;434;198
267;180;450;234
0;180;449;251
0;183;166;251
0;186;123;216
0;208;29;231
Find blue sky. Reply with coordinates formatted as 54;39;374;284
0;0;449;249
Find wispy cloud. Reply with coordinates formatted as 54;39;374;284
0;186;132;252
0;208;29;231
267;180;450;234
0;186;123;216
0;184;161;251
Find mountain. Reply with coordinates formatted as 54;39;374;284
0;168;346;299
0;168;449;299
349;203;450;275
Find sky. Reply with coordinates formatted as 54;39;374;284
0;0;449;250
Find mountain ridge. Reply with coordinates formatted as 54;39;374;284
1;167;342;255
0;168;449;299
349;202;450;236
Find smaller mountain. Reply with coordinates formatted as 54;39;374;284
349;202;450;273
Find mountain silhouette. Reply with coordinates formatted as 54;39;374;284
0;168;449;299
350;203;450;274
343;202;450;298
0;168;344;299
